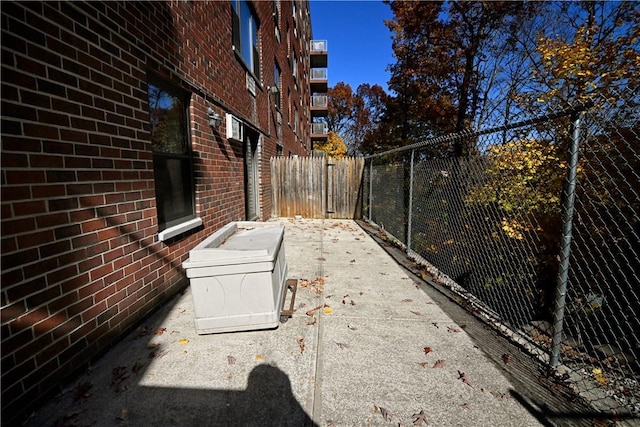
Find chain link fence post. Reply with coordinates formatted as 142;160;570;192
407;149;415;252
550;111;584;368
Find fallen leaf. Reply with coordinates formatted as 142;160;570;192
502;353;510;364
155;327;167;335
132;360;145;374
347;324;358;331
227;355;236;365
111;366;130;392
433;359;446;369
147;342;160;349
417;362;428;368
255;354;263;362
460;403;471;410
401;299;413;303
592;368;607;384
410;310;421;316
148;349;168;359
323;306;333;314
374;405;392;421
307;318;317;326
116;409;128;420
423;347;432;355
412;409;427;425
297;338;306;354
350;259;356;264
336;342;349;350
111;366;130;384
179;338;189;345
306;304;325;316
178;308;186;313
447;326;461;333
73;381;92;402
458;370;472;386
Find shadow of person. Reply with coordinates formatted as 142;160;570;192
227;364;318;427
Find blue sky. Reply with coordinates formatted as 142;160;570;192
309;0;394;93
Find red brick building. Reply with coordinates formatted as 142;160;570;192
0;1;328;424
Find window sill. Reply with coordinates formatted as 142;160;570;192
158;217;203;242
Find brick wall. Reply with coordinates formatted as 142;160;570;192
1;1;311;424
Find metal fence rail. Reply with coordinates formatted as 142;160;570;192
363;94;639;417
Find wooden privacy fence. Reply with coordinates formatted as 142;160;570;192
270;156;365;219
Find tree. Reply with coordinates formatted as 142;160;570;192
385;0;534;154
313;131;347;159
326;82;356;135
521;1;639;112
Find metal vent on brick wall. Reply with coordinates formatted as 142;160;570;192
226;114;243;141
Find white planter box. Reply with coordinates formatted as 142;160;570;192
182;221;288;334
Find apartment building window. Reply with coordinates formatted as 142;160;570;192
232;0;261;80
273;0;281;42
147;77;195;231
274;62;281;110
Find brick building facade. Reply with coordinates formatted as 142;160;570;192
0;1;324;424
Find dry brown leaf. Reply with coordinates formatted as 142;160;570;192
111;366;130;384
458;370;472;386
227;355;236;365
307;318;317;326
374;405;392;421
148;349;168;359
423;347;432;355
306;304;324;316
417;362;428;368
255;354;263;361
132;360;145;374
433;359;446;369
447;326;461;333
297;338;306;354
73;381;92;402
412;409;427;425
116;409;128;420
401;299;413;303
410;310;421;316
155;327;167;335
502;353;510;364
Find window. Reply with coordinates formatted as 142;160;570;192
147;78;195;231
232;0;261;80
273;0;281;42
274;61;281;110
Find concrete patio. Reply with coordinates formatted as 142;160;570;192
23;219;576;426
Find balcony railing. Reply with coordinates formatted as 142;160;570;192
311;122;328;135
310;40;328;52
311;95;328;108
310;68;327;81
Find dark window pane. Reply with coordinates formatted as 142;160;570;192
153;154;195;228
147;78;195;231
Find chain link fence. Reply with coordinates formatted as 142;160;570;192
362;91;639;417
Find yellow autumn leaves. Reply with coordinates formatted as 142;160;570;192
466;138;568;240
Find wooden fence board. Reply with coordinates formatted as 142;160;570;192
270;156;364;219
